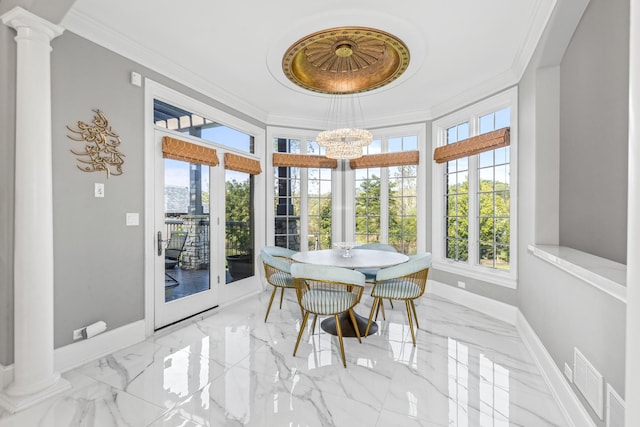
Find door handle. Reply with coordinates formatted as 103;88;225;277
157;231;163;256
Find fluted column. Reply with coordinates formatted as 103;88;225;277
627;1;640;426
0;7;69;412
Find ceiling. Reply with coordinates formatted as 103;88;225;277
61;0;557;129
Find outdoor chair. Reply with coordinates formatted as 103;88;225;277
165;231;188;285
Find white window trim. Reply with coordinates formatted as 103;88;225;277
431;88;518;289
267;123;427;253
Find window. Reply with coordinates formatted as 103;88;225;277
269;125;425;255
355;135;418;253
432;89;517;287
154;99;254;153
272;136;333;251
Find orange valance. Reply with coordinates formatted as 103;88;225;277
162;136;219;167
433;127;510;164
349;151;419;169
224;152;262;175
272;153;338;169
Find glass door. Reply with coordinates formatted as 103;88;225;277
154;130;219;329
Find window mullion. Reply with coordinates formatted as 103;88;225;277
300;145;309;251
468;119;479;267
380;166;389;243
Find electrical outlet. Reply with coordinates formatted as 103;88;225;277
564;362;573;381
457;281;466;289
73;328;84;340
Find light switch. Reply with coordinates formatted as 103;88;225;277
94;183;104;198
126;213;139;226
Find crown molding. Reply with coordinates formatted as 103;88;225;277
61;9;269;123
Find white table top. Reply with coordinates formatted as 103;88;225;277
291;249;409;269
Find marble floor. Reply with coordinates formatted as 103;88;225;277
0;290;567;426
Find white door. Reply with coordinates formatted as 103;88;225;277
153;130;262;329
154;130;219;329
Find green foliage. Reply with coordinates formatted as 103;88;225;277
225;179;252;254
355;174;414;252
446;176;510;268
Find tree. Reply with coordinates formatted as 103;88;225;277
225;178;252;254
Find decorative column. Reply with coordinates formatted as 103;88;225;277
0;7;69;412
627;1;640;426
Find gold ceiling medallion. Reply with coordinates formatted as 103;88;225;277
282;27;410;94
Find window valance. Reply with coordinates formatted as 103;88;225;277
162;136;219;167
224;152;262;175
349;151;419;169
272;153;338;169
433;127;510;164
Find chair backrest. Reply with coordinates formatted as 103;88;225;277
262;245;297;259
260;248;292;274
165;231;188;260
291;263;365;286
356;243;397;253
375;252;432;282
291;264;365;314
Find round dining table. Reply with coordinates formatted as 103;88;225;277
291;248;409;337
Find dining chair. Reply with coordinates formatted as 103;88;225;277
365;252;432;345
291;263;365;367
355;242;399;317
260;246;299;322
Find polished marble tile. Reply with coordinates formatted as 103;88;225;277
0;372;166;427
0;291;568;426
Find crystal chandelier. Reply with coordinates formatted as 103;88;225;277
316;90;372;160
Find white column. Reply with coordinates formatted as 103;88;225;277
0;7;69;412
627;1;640;426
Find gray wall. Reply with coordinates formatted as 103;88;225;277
559;0;629;264
518;0;628;425
0;27;265;364
0;19;16;367
49;31;264;351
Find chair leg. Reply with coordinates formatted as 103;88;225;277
405;300;416;346
264;286;278;322
365;298;379;337
293;311;309;356
348;309;362;343
279;287;285;309
388;299;394;309
410;299;419;329
376;298;386;320
335;314;347;368
310;314;318;334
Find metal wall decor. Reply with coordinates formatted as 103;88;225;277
67;109;125;178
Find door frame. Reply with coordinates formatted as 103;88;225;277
144;79;266;336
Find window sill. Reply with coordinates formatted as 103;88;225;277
431;260;517;289
527;244;626;303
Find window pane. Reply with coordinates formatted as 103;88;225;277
225;171;254;283
155;99;254;153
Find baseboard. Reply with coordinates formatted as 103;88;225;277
2;320;144;390
516;310;596;427
427;279;518;325
0;363;12;392
54;320;146;373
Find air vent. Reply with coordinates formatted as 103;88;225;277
606;384;625;427
573;347;604;419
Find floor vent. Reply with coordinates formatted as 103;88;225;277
573;347;604;419
606;384;625;427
